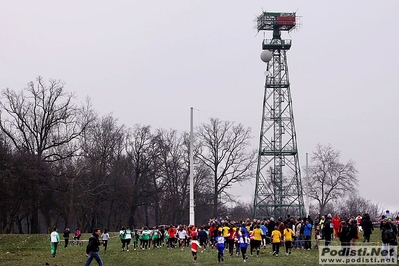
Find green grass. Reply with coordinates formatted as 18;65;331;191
0;231;388;266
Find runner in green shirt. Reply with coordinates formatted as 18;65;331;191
141;226;151;250
152;227;160;248
119;226;126;251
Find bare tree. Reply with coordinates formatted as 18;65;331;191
0;141;39;233
305;144;358;215
0;76;94;162
227;201;253;221
308;202;338;219
196;118;256;218
75;114;125;231
153;129;215;225
0;76;95;232
152;129;188;225
124;124;157;227
338;195;384;221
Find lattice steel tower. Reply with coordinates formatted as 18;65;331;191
253;11;305;219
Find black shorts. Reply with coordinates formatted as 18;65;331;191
252;240;261;249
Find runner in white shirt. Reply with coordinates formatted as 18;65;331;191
125;227;132;251
50;227;60;257
177;227;187;249
101;229;110;252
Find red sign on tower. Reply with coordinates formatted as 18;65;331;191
276;16;295;26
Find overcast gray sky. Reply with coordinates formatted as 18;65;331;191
1;1;399;214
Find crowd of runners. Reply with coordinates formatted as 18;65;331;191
53;211;398;264
113;213;375;263
116;218;293;263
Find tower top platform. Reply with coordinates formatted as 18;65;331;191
257;11;296;32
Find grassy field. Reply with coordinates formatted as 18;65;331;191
0;231;388;266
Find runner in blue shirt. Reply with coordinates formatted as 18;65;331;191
215;230;225;263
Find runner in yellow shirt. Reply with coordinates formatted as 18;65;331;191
251;225;263;257
283;224;294;256
271;226;282;257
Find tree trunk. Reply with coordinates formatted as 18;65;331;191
145;205;149;227
128;205;138;229
152;176;160;226
30;211;39;233
43;210;52;233
213;174;218;218
16;216;24;234
319;203;325;217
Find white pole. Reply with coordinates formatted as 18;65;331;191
189;107;195;226
305;152;309;215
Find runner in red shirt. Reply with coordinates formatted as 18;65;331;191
167;225;177;248
332;215;341;238
190;226;198;240
227;225;236;256
191;235;201;262
209;224;217;248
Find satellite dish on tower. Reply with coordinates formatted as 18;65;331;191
260;50;272;62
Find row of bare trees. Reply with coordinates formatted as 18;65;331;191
0;76;379;233
0;77;256;233
307;195;384;220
